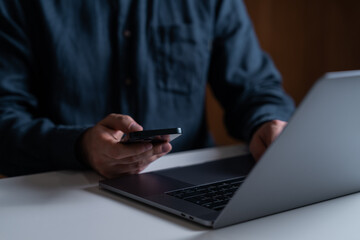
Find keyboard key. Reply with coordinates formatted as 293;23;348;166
166;177;245;211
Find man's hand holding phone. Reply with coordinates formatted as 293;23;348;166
79;114;173;179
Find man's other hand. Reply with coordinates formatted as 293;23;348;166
79;114;172;178
249;120;287;161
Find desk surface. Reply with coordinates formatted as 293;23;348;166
1;144;360;240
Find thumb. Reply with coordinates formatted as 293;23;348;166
100;114;143;133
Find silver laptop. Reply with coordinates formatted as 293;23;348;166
100;71;360;228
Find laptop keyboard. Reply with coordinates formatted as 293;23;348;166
166;176;245;211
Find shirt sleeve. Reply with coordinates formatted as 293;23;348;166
208;0;295;142
0;2;89;176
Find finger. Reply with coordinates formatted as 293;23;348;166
97;154;144;178
100;114;143;133
111;163;143;176
136;143;172;173
97;125;123;142
117;142;172;164
270;120;287;142
145;142;172;158
137;149;171;172
106;141;154;160
113;154;160;176
263;120;287;145
111;143;172;176
249;137;266;161
108;160;148;177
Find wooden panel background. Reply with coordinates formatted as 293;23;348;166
207;0;360;145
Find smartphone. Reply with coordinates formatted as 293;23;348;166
120;128;182;144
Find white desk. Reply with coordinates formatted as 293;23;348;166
1;144;360;240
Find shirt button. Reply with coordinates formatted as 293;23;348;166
125;78;132;86
123;30;131;38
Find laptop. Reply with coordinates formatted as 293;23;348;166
100;71;360;228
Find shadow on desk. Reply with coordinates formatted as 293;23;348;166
84;185;207;232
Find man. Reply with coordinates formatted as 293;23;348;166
0;0;294;178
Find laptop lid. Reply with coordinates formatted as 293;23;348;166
214;72;360;228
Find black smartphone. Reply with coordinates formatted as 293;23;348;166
120;128;182;144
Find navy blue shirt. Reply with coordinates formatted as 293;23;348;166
0;0;294;176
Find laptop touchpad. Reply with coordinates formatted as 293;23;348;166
156;155;255;185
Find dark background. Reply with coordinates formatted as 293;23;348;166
207;0;360;145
